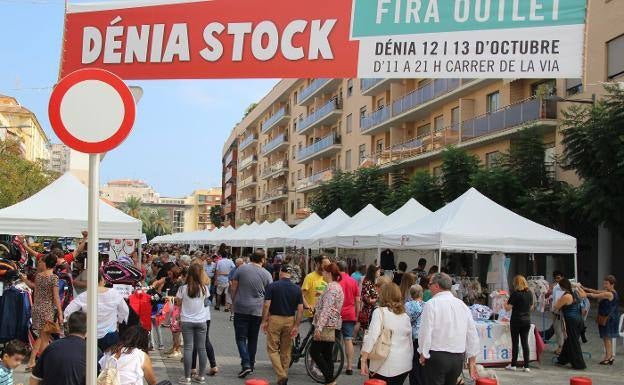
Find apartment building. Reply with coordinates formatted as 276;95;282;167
221;0;624;230
0;94;50;163
188;188;222;230
221;133;238;227
101;179;161;203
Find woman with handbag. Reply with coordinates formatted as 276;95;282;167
553;278;587;370
311;262;344;385
582;275;620;365
361;283;413;385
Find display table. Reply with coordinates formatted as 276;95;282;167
475;321;537;366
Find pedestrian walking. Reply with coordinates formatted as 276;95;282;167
214;256;235;311
405;284;424;385
358;265;381;332
361;283;413;385
231;249;273;378
505;275;534;372
310;262;344;385
583;275;620;365
176;264;211;384
302;255;330;318
418;273;479;385
261;265;304;385
337;260;360;375
554;278;587;370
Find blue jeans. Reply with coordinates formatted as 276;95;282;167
233;313;262;369
182;322;207;378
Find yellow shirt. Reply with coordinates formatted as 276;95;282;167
302;271;327;318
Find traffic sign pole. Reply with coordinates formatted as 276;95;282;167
87;153;100;385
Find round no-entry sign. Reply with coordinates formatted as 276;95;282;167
48;68;136;153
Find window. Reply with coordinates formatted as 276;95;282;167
292;145;296;159
376;139;384;153
434;115;444;131
290;200;294;215
531;80;556;97
485;151;502;168
486;91;500;113
417;123;431;137
608;34;624;80
347;79;353;97
358;144;366;165
346;114;353;134
293;91;298;105
345;149;352;171
359;106;367;128
291;172;295;187
566;79;583;96
545;143;556;177
297;170;301;180
451;107;460;129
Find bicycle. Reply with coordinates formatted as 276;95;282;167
290;318;345;383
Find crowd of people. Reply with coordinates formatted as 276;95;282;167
0;237;621;385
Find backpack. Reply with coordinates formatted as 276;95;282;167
101;261;144;285
97;355;121;385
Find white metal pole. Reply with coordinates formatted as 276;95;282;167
87;154;100;385
438;247;442;268
335;246;339;260
573;252;578;281
137;240;142;270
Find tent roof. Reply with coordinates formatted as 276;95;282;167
0;172;142;239
294;209;350;248
226;222;259;246
267;213;322;248
382;188;576;253
319;204;386;248
248;219;292;247
336;199;431;248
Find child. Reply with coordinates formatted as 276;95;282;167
0;339;29;385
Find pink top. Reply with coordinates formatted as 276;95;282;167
339;272;359;322
313;281;344;330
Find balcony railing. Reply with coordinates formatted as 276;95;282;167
297;168;336;191
297;98;342;134
262;212;287;221
262;186;288;202
360;78;462;133
261;160;288;178
298;79;331;104
239;134;257;151
224;184;233;198
238;197;256;208
360;78;383;92
364;98;555;167
238;154;258;169
261;106;289;133
261;133;288;155
224;150;234;166
297;133;340;161
224;169;233;182
239;175;257;189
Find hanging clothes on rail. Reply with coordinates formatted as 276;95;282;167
0;286;32;343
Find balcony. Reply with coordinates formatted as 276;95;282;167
239;134;258;151
224;184;234;199
295;207;312;220
261;133;289;156
297;98;343;135
224;168;235;183
297;78;342;105
360;78;395;96
360;79;490;136
238;197;256;210
261;160;289;180
238;175;257;190
261;186;288;203
297;133;341;164
238;154;258;170
364;98;557;168
297;168;336;192
223;204;234;216
224;150;235;166
262;211;287;221
261;106;290;134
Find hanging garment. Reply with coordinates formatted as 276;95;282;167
0;287;32;343
128;292;152;331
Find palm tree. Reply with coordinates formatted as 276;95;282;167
124;196;143;218
141;208;171;239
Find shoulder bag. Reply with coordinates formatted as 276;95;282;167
368;307;393;361
597;292;616;327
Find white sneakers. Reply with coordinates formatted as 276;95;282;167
505;365;530;373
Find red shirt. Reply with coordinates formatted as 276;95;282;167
339;272;360;322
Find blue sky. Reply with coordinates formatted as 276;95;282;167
0;0;278;197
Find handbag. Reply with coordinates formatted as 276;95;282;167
319;327;336;342
597;293;616;327
97;355;120;385
368;307;393;361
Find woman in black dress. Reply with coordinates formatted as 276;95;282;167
553;278;587;370
505;275;534;372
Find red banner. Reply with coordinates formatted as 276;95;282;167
61;0;359;80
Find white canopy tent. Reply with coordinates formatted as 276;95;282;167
296;209;351;249
247;219;292;248
382;188;577;275
266;213;322;248
226;222;260;247
0;172;142;239
336;199;432;249
318;204;387;248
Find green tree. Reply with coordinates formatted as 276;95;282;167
209;205;224;227
0;139;59;209
350;166;388;215
309;170;355;217
441;146;479;202
404;170;445;210
561;85;624;231
507;126;551;189
123;196;143;218
141;208;171;239
470;166;523;210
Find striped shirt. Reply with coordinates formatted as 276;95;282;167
0;362;13;385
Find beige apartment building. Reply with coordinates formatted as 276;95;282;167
222;0;624;229
0;95;50;164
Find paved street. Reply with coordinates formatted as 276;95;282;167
14;308;623;385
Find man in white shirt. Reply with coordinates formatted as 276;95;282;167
215;257;236;311
418;273;479;385
548;271;565;352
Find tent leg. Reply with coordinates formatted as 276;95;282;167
573;253;578;281
335;247;339;260
438;247;443;269
138;241;142;270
